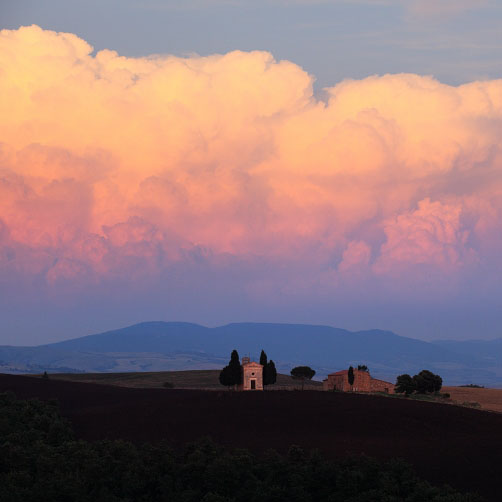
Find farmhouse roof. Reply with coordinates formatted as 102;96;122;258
328;370;349;376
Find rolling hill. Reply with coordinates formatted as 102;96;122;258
1;321;502;385
44;369;324;390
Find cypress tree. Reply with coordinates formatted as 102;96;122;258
259;350;278;387
260;349;268;386
218;366;233;388
219;350;243;389
348;366;355;388
228;349;243;387
266;360;277;385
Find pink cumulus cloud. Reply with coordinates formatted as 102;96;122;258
1;25;502;341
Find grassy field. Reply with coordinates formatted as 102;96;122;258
46;369;324;390
443;386;502;413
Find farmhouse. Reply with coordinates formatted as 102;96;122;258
323;368;394;393
238;357;263;391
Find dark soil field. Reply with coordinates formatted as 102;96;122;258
2;373;501;501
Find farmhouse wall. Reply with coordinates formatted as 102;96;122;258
323;369;394;394
370;378;394;394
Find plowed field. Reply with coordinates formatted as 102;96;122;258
2;374;501;501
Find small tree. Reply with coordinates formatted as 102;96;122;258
412;373;427;394
414;370;442;394
357;365;368;372
42;371;49;380
290;366;316;390
348;366;355;389
395;374;416;395
433;373;443;393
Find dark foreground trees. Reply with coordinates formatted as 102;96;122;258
395;370;443;395
290;366;316;390
0;392;481;502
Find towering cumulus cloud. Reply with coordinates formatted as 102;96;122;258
1;25;502;338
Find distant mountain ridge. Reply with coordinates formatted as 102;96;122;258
1;322;502;386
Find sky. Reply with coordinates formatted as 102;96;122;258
1;1;502;345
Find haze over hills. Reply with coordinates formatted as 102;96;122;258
432;338;502;363
1;322;502;386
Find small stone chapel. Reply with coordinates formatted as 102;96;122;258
238;356;263;391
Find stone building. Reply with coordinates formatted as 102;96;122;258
323;368;394;393
238;356;263;391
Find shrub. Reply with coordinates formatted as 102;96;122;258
462;401;481;409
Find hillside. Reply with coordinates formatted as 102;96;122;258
433;338;502;366
45;371;502;413
2;321;502;385
46;370;323;390
1;373;501;501
443;386;502;413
